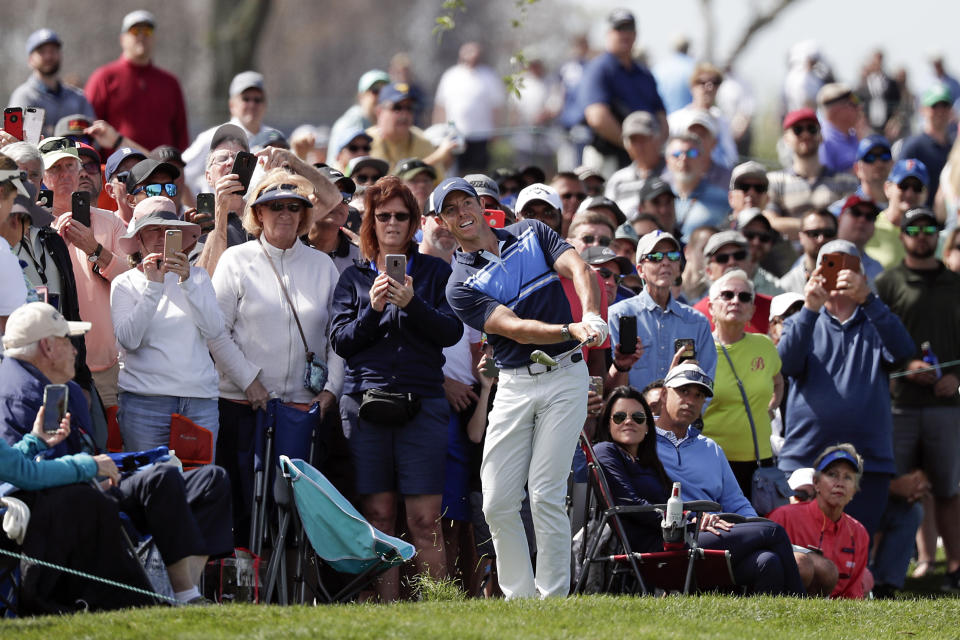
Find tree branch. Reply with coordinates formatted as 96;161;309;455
723;0;801;68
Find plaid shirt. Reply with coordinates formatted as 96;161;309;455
765;166;859;218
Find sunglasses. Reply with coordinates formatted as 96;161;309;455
374;211;411;222
354;173;382;184
791;124;820;136
128;24;154;37
580;235;612;247
670;148;700;159
594;267;624;282
711;250;748;264
719;290;753;303
347;143;372;153
861;150;892;164
743;230;773;243
644;250;682;263
266;201;303;213
389;103;415;113
801;228;837;239
562;192;587;201
39;137;77;154
898;181;924;194
612;411;646;425
132;183;177;197
81;161;101;175
846;207;878;222
695;77;722;87
113;170;130;185
241;95;264;104
339;191;353;204
903;225;938;237
735;182;767;194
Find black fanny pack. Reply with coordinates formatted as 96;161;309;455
358;389;421;426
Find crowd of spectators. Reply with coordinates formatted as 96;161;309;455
1;7;959;610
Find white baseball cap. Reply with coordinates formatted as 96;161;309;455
2;302;90;349
515;183;561;213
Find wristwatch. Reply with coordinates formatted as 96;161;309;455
561;324;572;341
87;243;103;263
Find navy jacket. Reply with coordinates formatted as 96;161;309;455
330;248;463;397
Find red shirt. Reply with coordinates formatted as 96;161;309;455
561;271;610;359
693;292;771;335
85;57;189;151
768;499;869;599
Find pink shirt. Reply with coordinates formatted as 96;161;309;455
53;208;130;372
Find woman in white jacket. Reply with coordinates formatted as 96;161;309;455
208;169;343;545
111;196;223;452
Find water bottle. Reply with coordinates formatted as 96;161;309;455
921;341;943;379
446;120;466;155
664;482;683;528
167;449;184;474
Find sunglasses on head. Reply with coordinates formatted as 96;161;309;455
266;201;303;213
719;290;753;303
593;266;624;282
374;211;411;222
39;137;77;154
735;182;767;194
743;230;773;243
846;207;878;222
791;123;820;136
898;181;924;194
580;235;611;247
347;143;372;153
562;192;587;201
644;250;682;263
861;150;892;164
801;228;837;239
711;250;748;264
903;224;938;237
132;183;177;197
670;148;700;159
612;410;646;425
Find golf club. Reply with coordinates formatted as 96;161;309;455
530;336;596;367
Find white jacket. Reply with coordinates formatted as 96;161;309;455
208;238;344;403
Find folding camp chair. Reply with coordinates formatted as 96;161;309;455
574;432;738;595
275;456;415;603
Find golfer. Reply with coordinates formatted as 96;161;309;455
434;177;607;599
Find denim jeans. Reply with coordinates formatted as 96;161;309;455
118;392;219;453
871;497;923;588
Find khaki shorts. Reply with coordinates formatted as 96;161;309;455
91;362;120;409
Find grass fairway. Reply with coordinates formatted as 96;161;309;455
3;595;958;639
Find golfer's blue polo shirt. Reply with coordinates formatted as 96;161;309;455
447;220;577;369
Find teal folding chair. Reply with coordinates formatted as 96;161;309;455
276;456;415;603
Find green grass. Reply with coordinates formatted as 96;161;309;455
3;594;958;639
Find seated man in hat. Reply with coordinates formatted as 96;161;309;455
367;83;455;179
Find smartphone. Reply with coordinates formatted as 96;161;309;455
819;252;860;291
194;192;215;233
588;376;604;398
618;315;638;355
164;229;182;263
22;107;44;145
38;189;54;208
42;384;69;434
674;338;696;363
231;151;256;195
3;107;23;140
480;355;499;378
35;285;49;304
71;191;91;227
385;254;406;284
483;208;506;229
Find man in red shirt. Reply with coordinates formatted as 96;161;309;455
84;10;188;152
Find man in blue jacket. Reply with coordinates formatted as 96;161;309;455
777;239;915;537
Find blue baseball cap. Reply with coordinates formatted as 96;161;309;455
888;158;929;187
26;28;61;55
855;134;891;161
329;126;373;159
378;82;415;106
431;178;478;214
105;147;147;182
816;449;862;474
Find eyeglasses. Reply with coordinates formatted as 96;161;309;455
39;137;77;154
339;191;353;204
846;207;878;222
644;250;682;263
593;267;624;282
719;290;754;303
670;148;700;159
904;225;939;237
612;411;646;425
241;95;264;104
743;230;774;243
711;250;748;264
266;201;303;213
791;124;820;136
579;235;612;247
353;173;382;185
897;181;924;194
735;182;767;194
347;143;372;153
561;192;587;202
374;211;411;222
522;204;561;219
128;24;154;37
389;103;415;113
131;183;177;197
861;150;892;164
695;78;721;88
801;228;837;239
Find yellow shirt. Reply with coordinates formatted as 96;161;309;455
864;210;905;270
366;125;445;180
702;333;781;462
